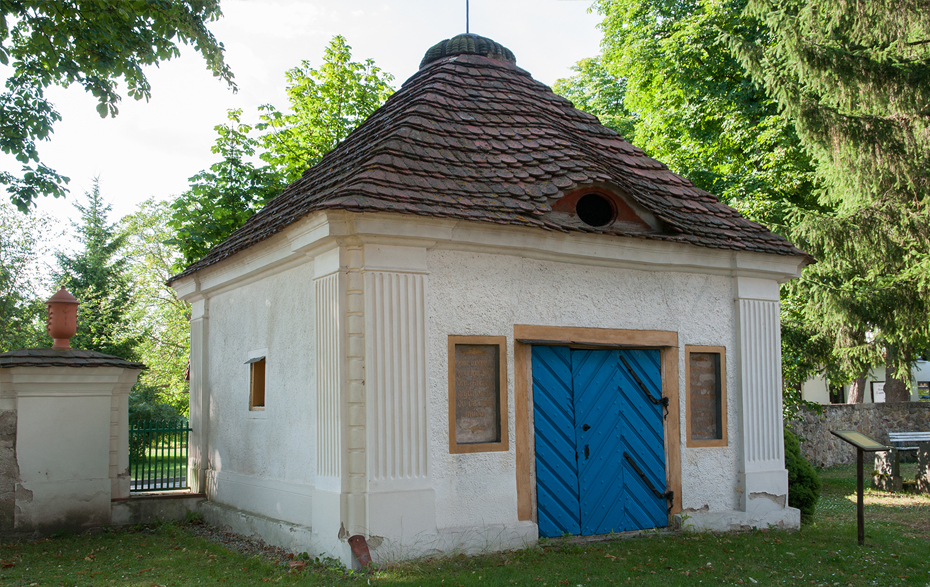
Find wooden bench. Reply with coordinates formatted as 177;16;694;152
888;432;930;451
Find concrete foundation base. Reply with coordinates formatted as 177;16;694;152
369;520;539;563
675;505;801;532
111;493;205;526
199;501;324;557
200;499;538;568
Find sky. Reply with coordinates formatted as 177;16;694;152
5;0;604;234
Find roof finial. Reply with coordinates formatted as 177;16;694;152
466;0;470;34
46;287;79;350
420;34;516;69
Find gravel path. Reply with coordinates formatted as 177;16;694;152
184;521;297;566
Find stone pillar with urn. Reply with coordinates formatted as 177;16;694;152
0;288;144;536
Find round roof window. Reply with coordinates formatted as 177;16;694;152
575;193;616;227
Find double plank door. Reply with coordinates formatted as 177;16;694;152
533;346;668;537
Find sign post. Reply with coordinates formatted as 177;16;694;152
829;430;890;545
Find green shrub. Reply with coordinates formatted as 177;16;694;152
785;427;821;519
129;383;184;463
129;383;181;423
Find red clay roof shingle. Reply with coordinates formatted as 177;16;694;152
170;37;808;283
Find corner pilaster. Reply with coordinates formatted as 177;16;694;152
362;244;435;552
311;245;354;563
345;245;367;535
188;296;209;495
734;277;793;521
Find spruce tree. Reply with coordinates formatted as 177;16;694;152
56;180;140;360
728;0;930;400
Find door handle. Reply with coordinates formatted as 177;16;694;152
584;445;589;459
582;424;591;431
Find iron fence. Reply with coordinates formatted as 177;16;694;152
129;418;191;492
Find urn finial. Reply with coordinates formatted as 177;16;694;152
46;287;79;349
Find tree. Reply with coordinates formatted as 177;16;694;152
581;0;844;397
552;57;637;141
258;35;395;183
1;1;236;211
728;0;930;401
170;35;394;266
0;200;55;351
55;179;139;360
584;0;930;402
591;0;820;229
121;199;191;415
168;109;285;267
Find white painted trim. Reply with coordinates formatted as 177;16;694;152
361;244;429;273
735;277;781;302
314;246;346;278
246;348;268;362
314;269;347;493
0;367;141;398
365;270;431;492
173;211;808;301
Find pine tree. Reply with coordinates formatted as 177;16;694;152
728;0;930;400
56;180;140;360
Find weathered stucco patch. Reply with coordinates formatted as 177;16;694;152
749;492;786;507
0;410;18;532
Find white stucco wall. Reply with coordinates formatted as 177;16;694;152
179;211;802;561
802;364;925;404
204;261;316;522
0;365;139;534
425;249;742;525
802;375;831;405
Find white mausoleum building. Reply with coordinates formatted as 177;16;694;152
169;35;810;564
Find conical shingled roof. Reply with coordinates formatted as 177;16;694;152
171;36;807;283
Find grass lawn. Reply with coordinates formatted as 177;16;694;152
1;464;928;587
130;450;188;488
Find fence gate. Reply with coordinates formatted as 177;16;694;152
533;346;668;537
129;419;191;492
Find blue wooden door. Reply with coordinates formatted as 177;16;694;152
532;346;580;536
612;349;668;532
533;347;667;537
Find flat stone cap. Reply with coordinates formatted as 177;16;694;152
0;349;146;369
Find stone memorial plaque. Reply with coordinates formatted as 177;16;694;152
689;352;721;441
453;344;502;445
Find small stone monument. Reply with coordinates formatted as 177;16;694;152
872;449;903;491
917;443;930;494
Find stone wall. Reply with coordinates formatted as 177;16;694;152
792;402;930;468
0;410;17;530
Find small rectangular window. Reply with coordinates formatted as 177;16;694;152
685;345;726;447
247;357;266;410
448;335;509;454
